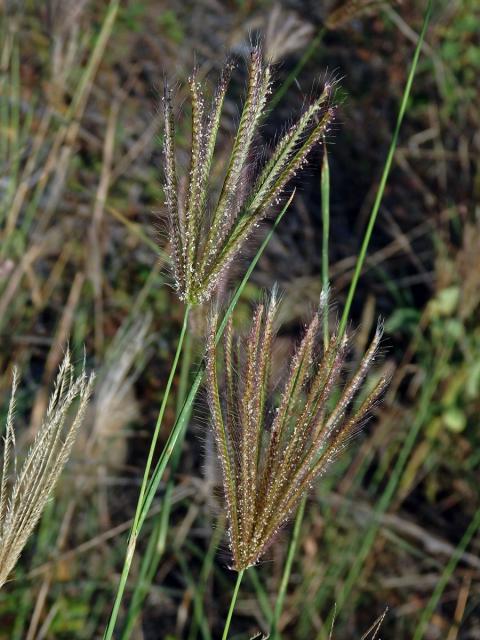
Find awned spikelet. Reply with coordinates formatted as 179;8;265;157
163;47;335;305
206;293;389;571
0;351;94;589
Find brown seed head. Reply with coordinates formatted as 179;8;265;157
206;294;388;570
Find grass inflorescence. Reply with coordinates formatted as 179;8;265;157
163;46;334;305
206;291;389;571
0;351;94;589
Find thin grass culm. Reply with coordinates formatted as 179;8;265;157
0;351;94;589
207;292;389;574
164;45;334;305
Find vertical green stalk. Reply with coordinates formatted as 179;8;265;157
188;515;226;640
118;517;162;640
103;304;191;640
270;496;307;638
120;330;193;639
270;2;432;636
270;153;331;640
222;570;245;640
339;0;433;337
321;143;330;350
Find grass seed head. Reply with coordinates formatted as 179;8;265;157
206;295;388;570
163;46;335;305
0;350;94;589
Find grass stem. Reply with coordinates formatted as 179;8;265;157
269;137;332;640
222;569;244;640
270;151;331;639
270;496;306;639
413;506;480;640
270;1;432;635
269;29;326;111
321;143;330;350
120;329;193;639
103;304;191;640
338;0;433;337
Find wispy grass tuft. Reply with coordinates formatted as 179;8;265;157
0;351;94;590
164;46;334;305
206;292;388;571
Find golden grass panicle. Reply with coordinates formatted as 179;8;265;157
0;351;94;589
163;46;335;305
206;293;388;570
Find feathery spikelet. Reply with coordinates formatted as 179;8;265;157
206;294;388;570
0;351;94;589
163;47;335;305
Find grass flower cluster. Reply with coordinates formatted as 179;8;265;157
0;351;94;589
206;292;389;571
164;46;334;305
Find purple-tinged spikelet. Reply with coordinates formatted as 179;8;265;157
163;47;335;305
206;295;388;570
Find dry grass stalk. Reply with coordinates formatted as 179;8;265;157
163;46;334;305
0;351;94;589
206;292;389;570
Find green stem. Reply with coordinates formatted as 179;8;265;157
321;143;330;350
222;570;245;640
270;496;306;638
120;330;193;639
270;2;432;636
189;515;226;640
118;517;162;640
270;130;332;640
338;0;433;338
103;304;191;640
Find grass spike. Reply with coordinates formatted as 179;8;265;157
0;351;94;590
207;297;386;570
164;49;335;305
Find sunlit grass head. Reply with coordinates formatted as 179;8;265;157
0;351;94;589
206;292;388;570
163;46;335;306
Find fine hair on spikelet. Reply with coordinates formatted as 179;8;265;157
205;291;389;570
0;350;94;589
163;45;335;305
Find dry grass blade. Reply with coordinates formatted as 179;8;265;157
163;46;335;305
206;294;388;570
0;350;94;589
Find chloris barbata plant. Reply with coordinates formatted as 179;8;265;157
163;46;334;305
0;351;94;589
206;292;388;570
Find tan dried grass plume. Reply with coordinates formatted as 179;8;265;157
0;350;94;589
206;292;388;570
163;46;335;305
